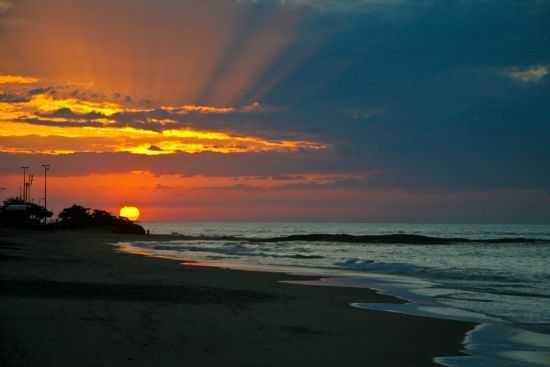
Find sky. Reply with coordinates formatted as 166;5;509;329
0;0;549;222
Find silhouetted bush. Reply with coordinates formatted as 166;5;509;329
57;204;145;234
58;205;92;226
1;200;145;234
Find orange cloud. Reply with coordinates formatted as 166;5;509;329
0;77;327;156
162;105;237;114
0;75;40;84
26;94;148;116
0;121;327;155
0;90;143;123
161;101;264;114
0;77;328;156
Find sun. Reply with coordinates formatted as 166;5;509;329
119;206;141;221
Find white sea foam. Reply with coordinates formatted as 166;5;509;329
120;222;550;367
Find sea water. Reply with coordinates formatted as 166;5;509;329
118;223;550;366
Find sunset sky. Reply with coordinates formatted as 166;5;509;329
1;0;549;222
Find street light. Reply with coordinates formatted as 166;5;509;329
41;164;51;215
20;166;29;201
27;174;34;202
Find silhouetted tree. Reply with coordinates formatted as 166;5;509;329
56;205;145;234
91;209;116;225
58;205;91;226
27;203;54;222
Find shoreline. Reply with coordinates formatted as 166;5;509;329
1;228;474;366
121;230;550;366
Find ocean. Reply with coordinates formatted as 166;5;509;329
118;222;550;367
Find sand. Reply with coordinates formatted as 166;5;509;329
0;228;475;366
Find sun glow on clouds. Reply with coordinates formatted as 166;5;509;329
26;94;143;116
0;75;328;155
0;171;367;221
0;0;331;157
0;75;40;84
0;121;327;155
163;105;237;114
1;0;321;106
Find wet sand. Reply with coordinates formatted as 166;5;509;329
0;228;475;366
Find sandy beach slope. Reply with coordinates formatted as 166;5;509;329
0;228;474;366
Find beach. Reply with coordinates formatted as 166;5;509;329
0;228;474;366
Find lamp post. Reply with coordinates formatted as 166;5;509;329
27;175;34;203
20;166;29;201
41;164;50;216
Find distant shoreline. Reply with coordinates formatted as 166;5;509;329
131;232;550;244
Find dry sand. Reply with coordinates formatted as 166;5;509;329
0;228;475;366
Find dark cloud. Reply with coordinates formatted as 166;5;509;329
0;150;346;177
272;177;369;191
192;183;266;192
36;107;104;120
28;87;51;95
2;141;548;193
15;117;106;129
0;92;28;102
147;145;164;152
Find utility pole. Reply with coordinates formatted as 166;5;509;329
42;164;50;215
27;175;34;203
20;166;29;201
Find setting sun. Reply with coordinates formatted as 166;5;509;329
119;206;140;221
